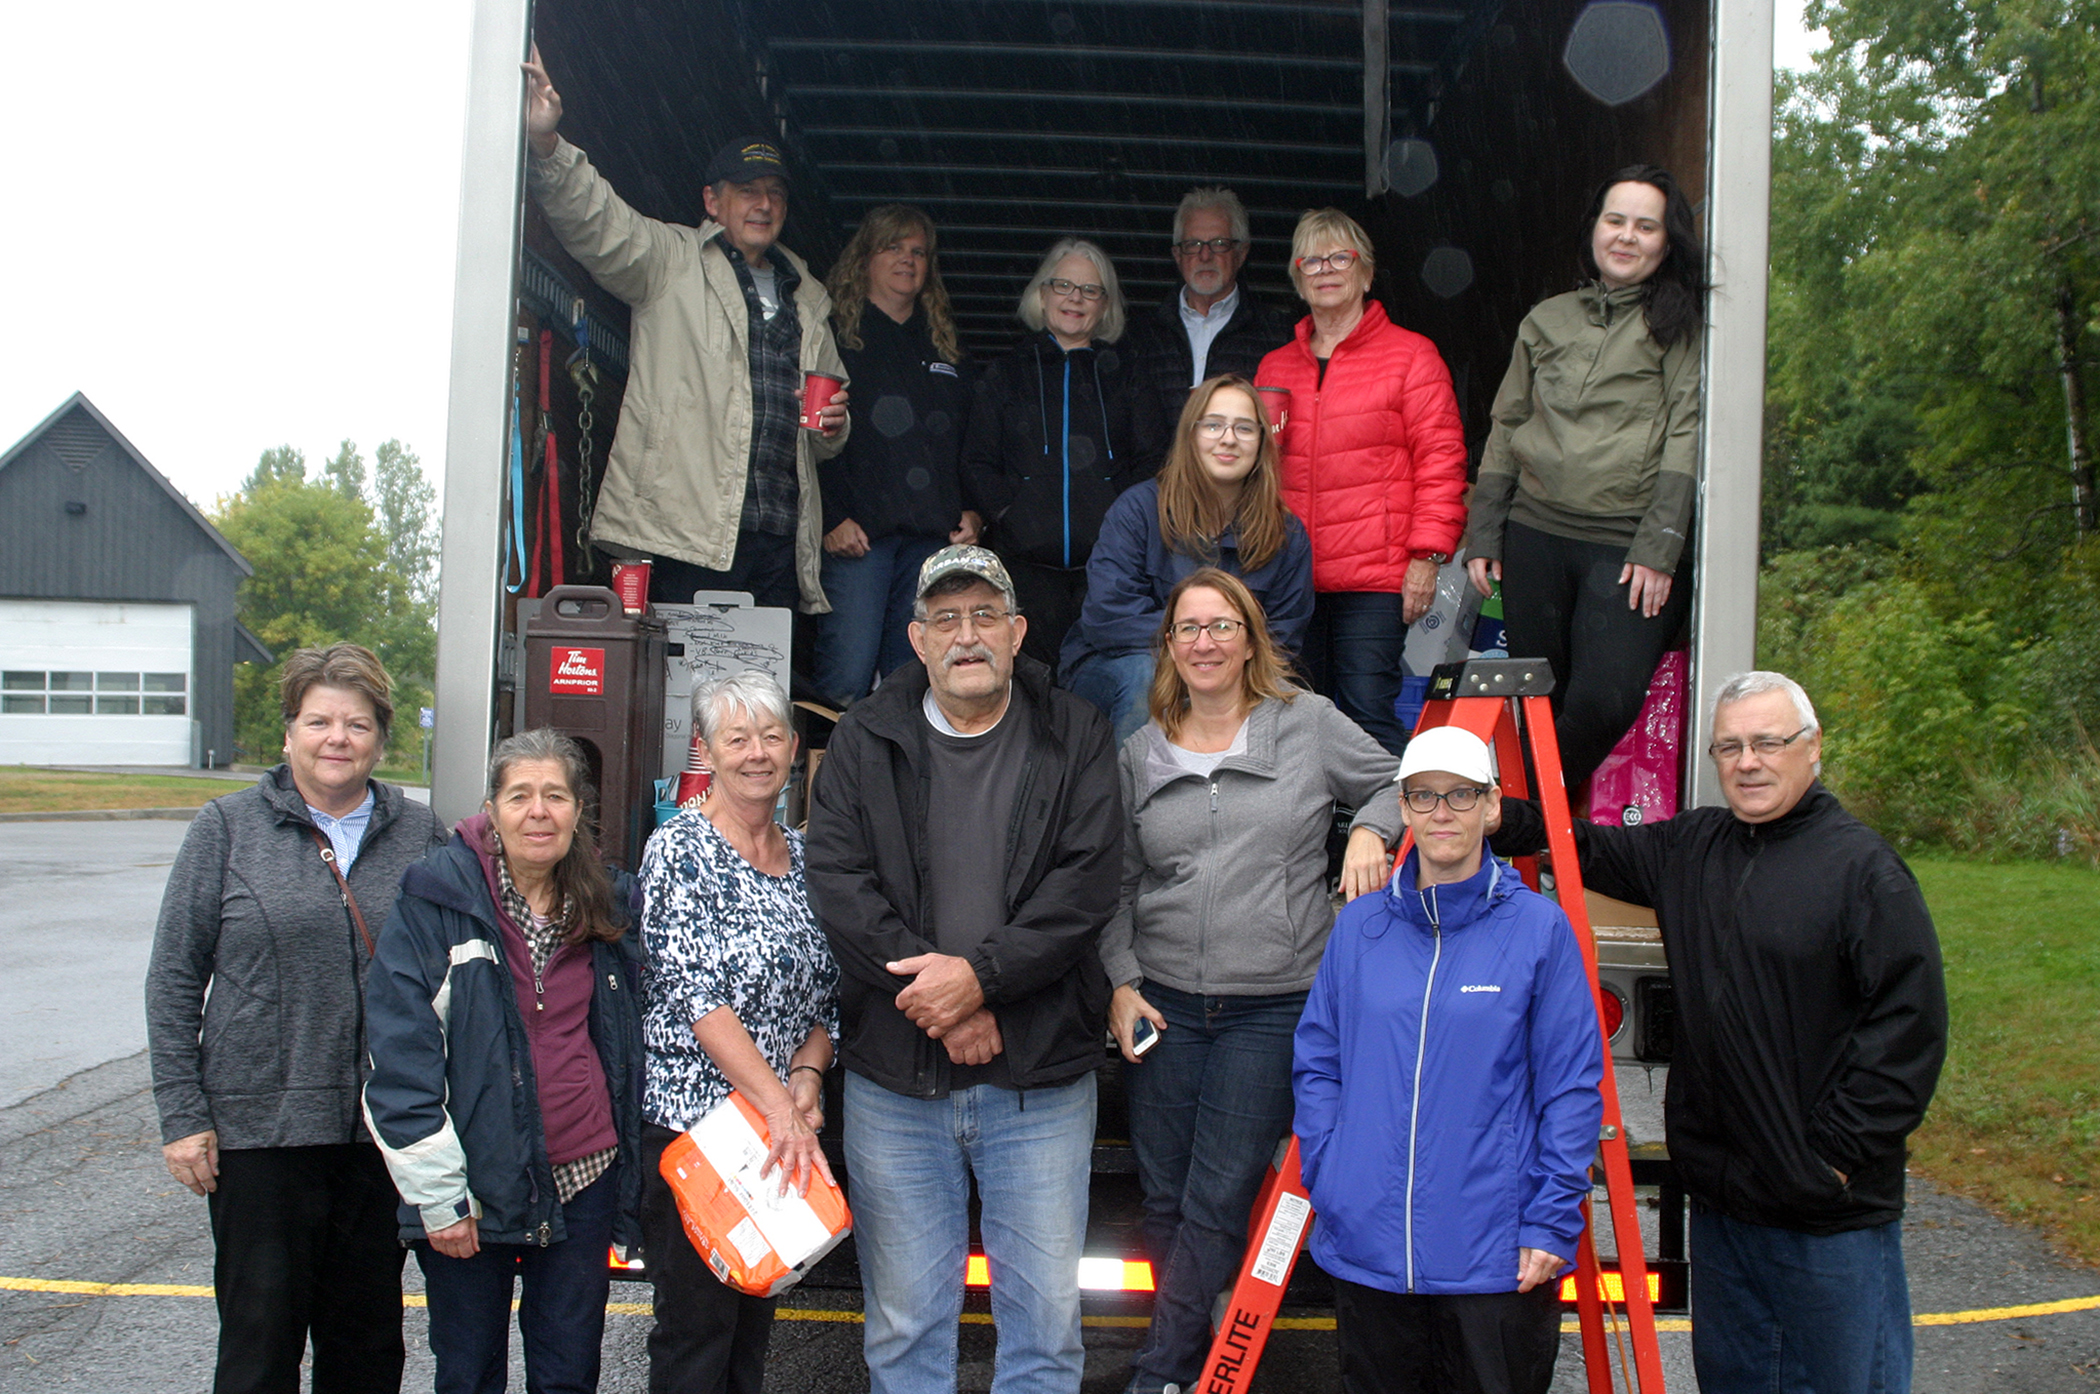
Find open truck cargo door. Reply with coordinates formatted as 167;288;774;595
431;0;1770;826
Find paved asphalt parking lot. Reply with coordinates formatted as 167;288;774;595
4;815;2098;1390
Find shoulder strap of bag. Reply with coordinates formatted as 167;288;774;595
306;825;376;958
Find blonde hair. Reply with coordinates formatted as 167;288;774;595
1153;376;1287;572
1286;208;1377;302
1147;568;1299;740
827;205;961;363
1016;238;1127;344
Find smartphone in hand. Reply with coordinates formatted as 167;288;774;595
1130;1017;1161;1058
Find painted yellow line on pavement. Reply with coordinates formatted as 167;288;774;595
7;1275;2098;1332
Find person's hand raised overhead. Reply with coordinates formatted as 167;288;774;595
522;43;562;159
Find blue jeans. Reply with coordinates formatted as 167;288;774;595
1123;985;1306;1394
1301;591;1411;757
1690;1204;1914;1394
844;1070;1096;1394
1065;651;1157;746
816;534;945;706
415;1165;619;1394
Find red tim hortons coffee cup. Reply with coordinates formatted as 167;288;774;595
1255;384;1291;433
611;561;651;615
800;372;845;430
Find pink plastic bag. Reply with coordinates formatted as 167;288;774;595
1586;649;1687;828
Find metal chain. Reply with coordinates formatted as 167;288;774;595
567;298;599;569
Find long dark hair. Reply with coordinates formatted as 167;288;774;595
484;728;622;946
1577;164;1707;349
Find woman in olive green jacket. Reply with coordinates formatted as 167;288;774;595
1462;164;1707;792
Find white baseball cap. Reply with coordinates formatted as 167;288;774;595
1397;726;1496;785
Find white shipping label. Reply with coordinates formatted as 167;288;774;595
727;1217;770;1268
1249;1193;1311;1286
688;1104;836;1264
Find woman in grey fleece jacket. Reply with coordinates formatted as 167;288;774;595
1100;569;1403;1394
145;645;444;1394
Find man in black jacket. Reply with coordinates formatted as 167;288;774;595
1121;187;1292;443
806;544;1121;1394
1492;671;1945;1394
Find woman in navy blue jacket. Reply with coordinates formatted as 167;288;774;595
1294;726;1602;1394
1061;375;1312;743
364;729;645;1394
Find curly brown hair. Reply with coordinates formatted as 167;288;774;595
827;205;961;363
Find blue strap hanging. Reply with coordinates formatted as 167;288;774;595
503;375;528;595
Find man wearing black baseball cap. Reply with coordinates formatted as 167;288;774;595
523;44;850;615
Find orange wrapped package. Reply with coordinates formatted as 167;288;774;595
658;1091;853;1297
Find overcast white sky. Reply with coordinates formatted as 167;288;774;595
3;1;1823;515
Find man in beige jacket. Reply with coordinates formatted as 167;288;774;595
524;45;849;613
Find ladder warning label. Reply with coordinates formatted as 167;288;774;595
1250;1193;1310;1286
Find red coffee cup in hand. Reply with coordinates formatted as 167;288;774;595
800;373;845;430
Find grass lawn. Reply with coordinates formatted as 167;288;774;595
1909;856;2100;1264
0;763;429;816
0;765;249;814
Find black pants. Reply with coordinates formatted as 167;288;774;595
1498;521;1693;793
1003;557;1089;673
206;1144;406;1394
1333;1277;1562;1394
640;1124;778;1394
1301;590;1412;757
648;530;799;611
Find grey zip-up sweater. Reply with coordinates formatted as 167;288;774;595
146;767;446;1148
1098;693;1405;996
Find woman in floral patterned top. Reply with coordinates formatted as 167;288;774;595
637;670;840;1393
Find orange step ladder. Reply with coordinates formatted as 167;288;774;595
1195;657;1668;1394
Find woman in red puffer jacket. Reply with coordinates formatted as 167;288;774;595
1256;208;1468;756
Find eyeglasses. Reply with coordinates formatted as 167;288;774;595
1195;417;1262;442
1044;277;1106;302
1401;786;1490;814
1173;237;1244;256
920;606;1015;634
1169;618;1245;644
1295;249;1361;274
1708;727;1813;763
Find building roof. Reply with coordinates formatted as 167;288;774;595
0;392;254;577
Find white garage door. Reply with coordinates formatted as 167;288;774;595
0;600;195;766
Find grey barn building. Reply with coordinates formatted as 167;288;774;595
0;394;268;767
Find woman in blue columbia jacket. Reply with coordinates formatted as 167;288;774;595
1293;726;1602;1394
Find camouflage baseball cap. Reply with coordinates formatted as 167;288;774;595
916;545;1016;605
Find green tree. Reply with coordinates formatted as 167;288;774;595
374;440;441;609
242;445;306;494
323;440;367;500
1759;0;2100;854
214;439;441;767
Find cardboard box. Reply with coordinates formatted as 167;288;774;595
658;1092;851;1297
656;593;795;782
